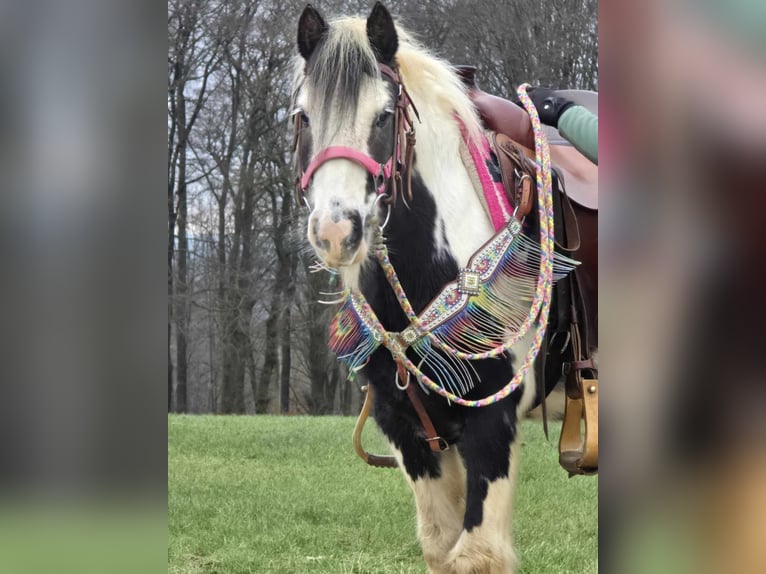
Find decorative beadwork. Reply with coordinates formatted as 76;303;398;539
400;325;421;346
327;84;565;407
458;270;481;295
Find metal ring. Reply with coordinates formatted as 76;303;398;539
371;191;387;211
302;194;312;211
395;367;410;390
379;203;392;230
371;193;392;230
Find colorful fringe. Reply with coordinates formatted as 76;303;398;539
328;84;566;407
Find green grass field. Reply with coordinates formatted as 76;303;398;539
169;415;597;573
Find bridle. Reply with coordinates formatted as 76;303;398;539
292;63;419;219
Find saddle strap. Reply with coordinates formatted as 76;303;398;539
492;132;535;219
398;361;450;452
559;270;598;475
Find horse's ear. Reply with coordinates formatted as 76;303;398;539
298;4;328;61
366;2;398;64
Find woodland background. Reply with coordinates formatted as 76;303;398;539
167;0;597;415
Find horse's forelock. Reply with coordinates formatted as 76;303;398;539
303;18;379;126
294;16;482;147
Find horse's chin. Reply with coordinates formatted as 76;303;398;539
317;239;367;269
328;241;368;292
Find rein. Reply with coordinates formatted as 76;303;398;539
296;73;566;460
335;84;558;407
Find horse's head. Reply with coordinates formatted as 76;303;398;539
293;3;401;270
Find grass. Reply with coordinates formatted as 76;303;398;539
169;415;597;573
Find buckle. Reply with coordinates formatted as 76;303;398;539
426;436;450;451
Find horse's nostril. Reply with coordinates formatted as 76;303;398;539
346;212;363;248
311;210;366;266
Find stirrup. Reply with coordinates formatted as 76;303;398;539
559;378;598;476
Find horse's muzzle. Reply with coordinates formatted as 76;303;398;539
309;209;366;268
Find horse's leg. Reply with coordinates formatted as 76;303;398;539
391;444;466;574
446;406;520;574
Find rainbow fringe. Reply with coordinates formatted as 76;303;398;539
326;84;570;407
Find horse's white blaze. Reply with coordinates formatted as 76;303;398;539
310;161;369;213
299;74;392;288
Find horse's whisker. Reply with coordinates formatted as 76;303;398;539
317;297;346;305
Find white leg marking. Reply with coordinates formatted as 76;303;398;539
446;441;521;574
390;445;466;574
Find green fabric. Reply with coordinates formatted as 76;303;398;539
558;105;598;165
696;0;766;53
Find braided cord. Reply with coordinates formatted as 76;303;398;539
380;84;555;406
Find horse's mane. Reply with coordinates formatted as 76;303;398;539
293;16;482;143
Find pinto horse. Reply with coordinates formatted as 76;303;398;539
293;3;573;572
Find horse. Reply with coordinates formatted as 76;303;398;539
292;3;589;572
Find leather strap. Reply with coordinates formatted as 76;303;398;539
492;132;535;219
552;168;582;253
398;361;449;452
570;359;595;371
559;269;598;476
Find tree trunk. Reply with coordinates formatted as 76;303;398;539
174;95;189;414
339;364;353;415
255;277;281;412
279;302;291;414
168;322;173;412
168;161;174;412
307;273;338;414
220;319;246;413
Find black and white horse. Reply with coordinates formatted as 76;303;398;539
293;4;542;572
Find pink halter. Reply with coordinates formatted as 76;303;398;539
295;63;417;207
300;146;394;196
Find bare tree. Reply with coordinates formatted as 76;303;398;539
167;0;597;416
168;0;223;412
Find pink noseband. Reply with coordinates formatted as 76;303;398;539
293;62;418;210
300;146;394;196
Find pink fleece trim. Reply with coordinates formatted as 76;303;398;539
459;123;513;232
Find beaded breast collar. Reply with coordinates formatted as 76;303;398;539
327;85;577;407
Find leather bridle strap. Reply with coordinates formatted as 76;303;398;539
396;360;449;452
300;146;393;195
294;62;418;211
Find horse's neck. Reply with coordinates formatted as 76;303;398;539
360;175;459;333
408;112;495;268
358;115;494;332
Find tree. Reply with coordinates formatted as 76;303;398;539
167;0;598;415
168;0;222;412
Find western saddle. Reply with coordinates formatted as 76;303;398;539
456;66;598;476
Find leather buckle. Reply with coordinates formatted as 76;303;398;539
426;436;450;451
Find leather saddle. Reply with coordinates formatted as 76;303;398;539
456;66;599;476
456;66;598;211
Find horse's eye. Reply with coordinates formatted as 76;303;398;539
300;112;310;127
376;110;393;128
